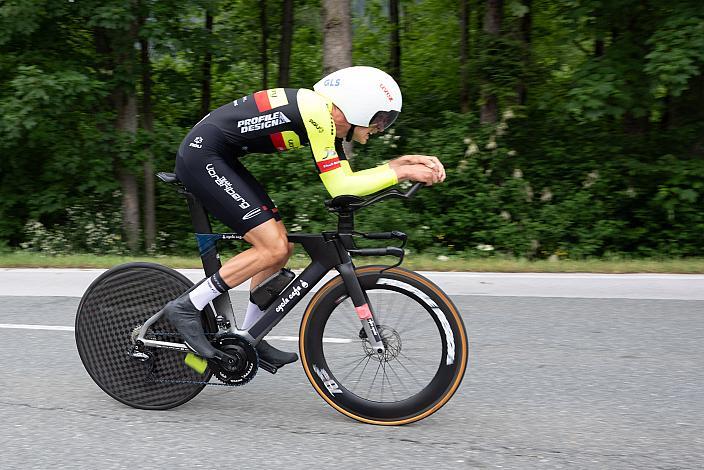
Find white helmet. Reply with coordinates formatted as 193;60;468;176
313;66;402;131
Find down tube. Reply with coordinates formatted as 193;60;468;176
248;261;330;341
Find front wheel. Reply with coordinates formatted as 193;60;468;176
299;266;468;425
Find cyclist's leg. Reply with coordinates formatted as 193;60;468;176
172;128;296;363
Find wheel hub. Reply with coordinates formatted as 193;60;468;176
362;325;402;362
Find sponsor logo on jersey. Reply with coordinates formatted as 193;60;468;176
254;88;289;112
242;208;262;220
189;136;203;149
323;148;337;159
205;163;251;209
323;78;341;87
270;130;301;151
308;118;325;134
237;111;291;133
317;156;341;173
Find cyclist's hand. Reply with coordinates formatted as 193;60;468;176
391;155;446;183
397;163;442;186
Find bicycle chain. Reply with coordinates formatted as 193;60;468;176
144;330;246;387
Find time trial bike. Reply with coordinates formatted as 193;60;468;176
75;173;468;425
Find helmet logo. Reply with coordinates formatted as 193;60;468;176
380;83;394;101
323;78;341;87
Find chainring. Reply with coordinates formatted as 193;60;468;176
211;335;258;386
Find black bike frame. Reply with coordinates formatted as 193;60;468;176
137;184;399;355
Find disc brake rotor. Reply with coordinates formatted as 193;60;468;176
362;325;402;362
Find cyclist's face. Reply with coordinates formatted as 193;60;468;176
352;125;379;144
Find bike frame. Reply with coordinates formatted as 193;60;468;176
136;179;410;357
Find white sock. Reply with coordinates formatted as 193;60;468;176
242;300;265;330
188;278;223;310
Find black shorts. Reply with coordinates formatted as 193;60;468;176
175;123;281;235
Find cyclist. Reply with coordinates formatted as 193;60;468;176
162;66;446;367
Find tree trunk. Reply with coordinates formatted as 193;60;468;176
115;91;141;253
459;0;470;113
480;0;503;124
260;0;268;89
389;0;401;83
94;18;142;253
140;36;156;252
201;11;214;118
322;0;353;157
322;0;352;75
517;0;531;106
278;0;294;87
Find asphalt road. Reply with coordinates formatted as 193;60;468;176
1;272;703;469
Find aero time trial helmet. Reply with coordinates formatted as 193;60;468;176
313;66;402;131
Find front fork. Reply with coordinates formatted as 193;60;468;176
336;262;385;354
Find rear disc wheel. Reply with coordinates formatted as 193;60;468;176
75;262;216;410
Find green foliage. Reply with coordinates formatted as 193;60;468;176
1;0;704;260
21;202;126;255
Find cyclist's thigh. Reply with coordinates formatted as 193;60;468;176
175;125;279;235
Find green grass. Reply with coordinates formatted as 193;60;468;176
1;250;703;273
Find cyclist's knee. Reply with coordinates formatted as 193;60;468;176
268;238;291;266
253;236;290;269
245;220;291;268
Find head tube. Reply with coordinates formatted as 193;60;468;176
370;110;399;131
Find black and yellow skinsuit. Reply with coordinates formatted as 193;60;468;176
175;88;398;234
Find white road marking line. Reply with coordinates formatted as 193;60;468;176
0;323;74;331
0;324;354;343
267;335;353;344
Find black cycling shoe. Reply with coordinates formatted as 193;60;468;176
160;293;223;360
256;340;298;367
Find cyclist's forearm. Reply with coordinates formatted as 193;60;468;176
320;161;398;197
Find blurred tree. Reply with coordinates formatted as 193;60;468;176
260;0;269;89
322;0;352;75
389;0;401;82
480;0;503;124
201;8;214;118
322;0;353;157
278;0;294;87
459;0;471;113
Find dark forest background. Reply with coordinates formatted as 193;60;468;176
1;0;703;259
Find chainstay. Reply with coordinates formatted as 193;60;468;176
145;330;246;387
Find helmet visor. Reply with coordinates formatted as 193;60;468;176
370;110;400;131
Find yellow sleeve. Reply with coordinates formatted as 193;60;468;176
297;89;398;198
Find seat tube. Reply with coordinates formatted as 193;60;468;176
183;191;237;326
336;261;385;353
184;192;221;276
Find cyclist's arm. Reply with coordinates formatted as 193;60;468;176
298;89;398;198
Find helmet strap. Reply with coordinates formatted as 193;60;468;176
345;125;356;142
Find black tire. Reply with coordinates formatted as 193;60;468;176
75;262;216;410
299;266;468;425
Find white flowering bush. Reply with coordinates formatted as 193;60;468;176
21;203;126;255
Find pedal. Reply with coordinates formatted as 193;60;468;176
184;353;208;374
258;359;278;375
